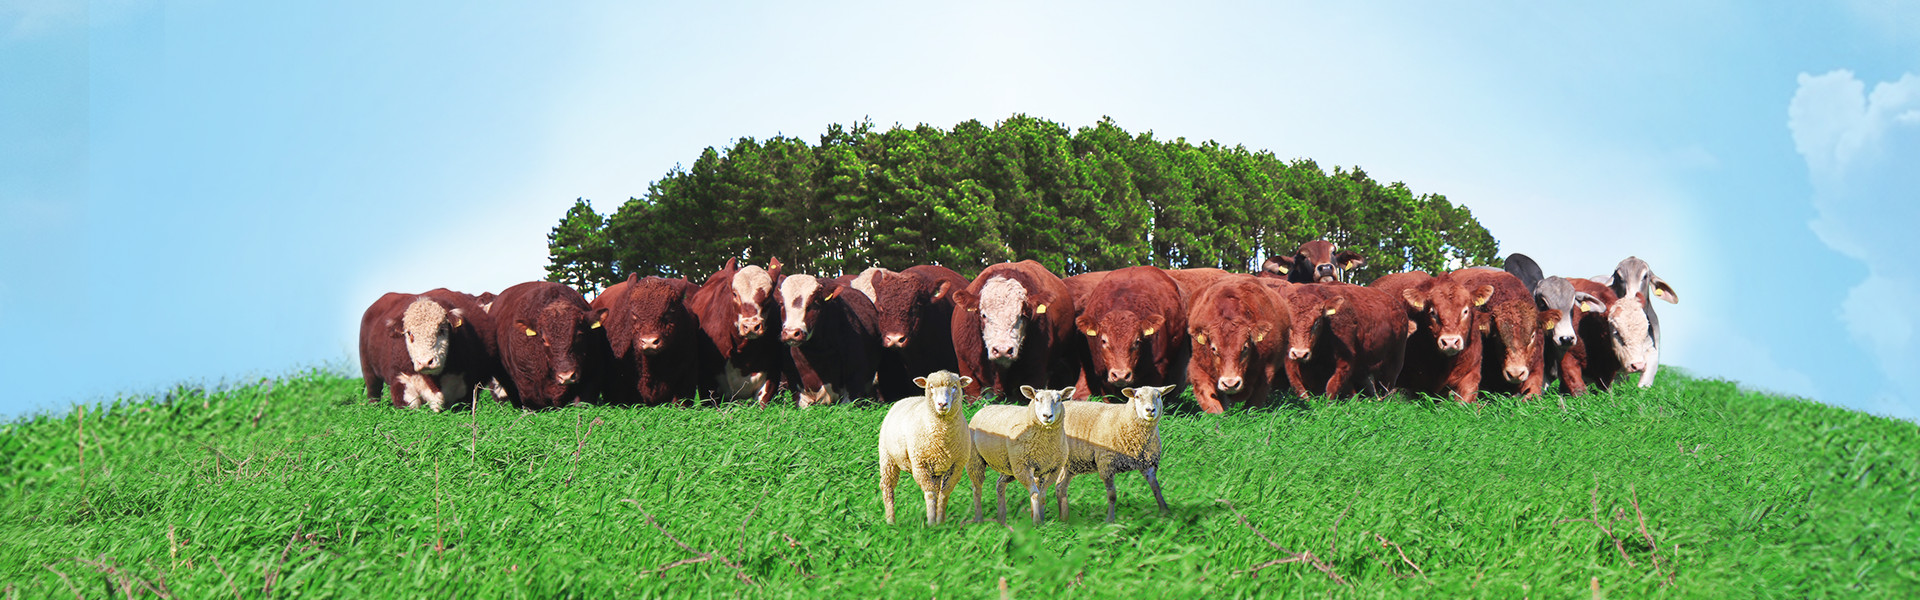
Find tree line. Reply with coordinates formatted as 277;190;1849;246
546;115;1501;291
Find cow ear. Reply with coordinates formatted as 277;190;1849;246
1472;285;1495;307
1477;319;1491;334
1336;251;1366;271
386;318;404;338
476;292;496;313
951;288;977;311
1325;296;1347;316
766;257;783;280
931;280;953;301
448;308;465;329
1020;385;1039;401
1252;321;1273;343
1539;309;1562;331
1651;276;1677;304
1141;314;1165;337
1401;289;1427;311
913;376;929;389
1262;256;1290;276
627;273;640;284
590;307;609;329
1076;313;1098;337
959;375;973;387
724;257;739;272
1574;292;1606;314
518;320;538;337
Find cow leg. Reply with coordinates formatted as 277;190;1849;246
1284;360;1311;399
1638;347;1660;388
364;375;384;403
1324;360;1354;399
1192;385;1225;414
1559;349;1588;395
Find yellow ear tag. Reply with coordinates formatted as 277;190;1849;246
1142;328;1156;336
1324;307;1338;316
825;288;840;301
524;328;538;337
590;320;602;329
966;307;979;312
451;316;463;328
1194;333;1208;346
1654;289;1665;297
1253;332;1266;343
1580;302;1593;312
1083;329;1099;337
1035;304;1048;314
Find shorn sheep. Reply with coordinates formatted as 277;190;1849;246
1059;384;1175;522
878;370;974;525
967;385;1072;526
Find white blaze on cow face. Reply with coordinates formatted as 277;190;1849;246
851;267;886;304
1608;295;1657;376
978;277;1029;366
732;265;774;339
401;299;457;375
778;274;821;346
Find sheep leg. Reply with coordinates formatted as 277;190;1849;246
880;458;900;525
995;475;1012;525
1020;467;1043;526
968;460;987;524
1103;473;1119;523
1056;473;1075;523
1144;466;1170;514
938;469;962;524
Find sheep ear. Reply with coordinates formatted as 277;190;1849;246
1119;387;1138;401
959;376;973;387
1402;289;1427;311
1020;385;1039;400
1157;384;1177;397
1060;387;1076;399
913;377;929;389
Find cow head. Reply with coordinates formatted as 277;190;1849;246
392;298;462;375
1017;385;1070;429
1608;294;1657;374
969;276;1035;367
1402;281;1493;356
874;271;951;350
1078;309;1166;386
728;259;781;340
777;274;843;346
609;277;693;358
1293;240;1365;284
1286;293;1343;362
512;300;607;395
1533;276;1605;352
1191;318;1272;395
914;370;972;416
1120;384;1174;423
1605;256;1677;305
1483;298;1554;384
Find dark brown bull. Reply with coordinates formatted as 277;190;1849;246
1185;274;1289;413
867;265;968;402
1567;278;1624;394
1371;271;1493;403
949;260;1078;399
1262;240;1366;283
488;281;606;409
777;273;885;406
1453;269;1558;399
1074;266;1189;399
593;275;702;406
1280;283;1407;399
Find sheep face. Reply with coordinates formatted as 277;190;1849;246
914;371;973;416
1122;384;1174;423
1017;385;1071;429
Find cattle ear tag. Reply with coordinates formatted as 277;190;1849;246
1035;304;1048;314
824;287;840;301
523;327;538;337
590;320;603;329
1580;301;1593;312
1142;327;1155;336
1324;307;1338;316
451;315;463;328
1253;331;1266;343
1194;333;1208;346
1083;328;1098;337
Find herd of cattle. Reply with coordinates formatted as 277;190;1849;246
357;240;1678;413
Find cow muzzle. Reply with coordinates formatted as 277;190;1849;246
413;360;444;375
1627;361;1648;373
1437;334;1465;355
883;333;909;348
1554;334;1575;349
1106;368;1134;385
637;336;665;355
1503;364;1529;383
555;370;578;385
1316;264;1336;282
1217;375;1244;394
781;327;809;346
988;345;1018;365
737;316;765;339
1288;347;1311;361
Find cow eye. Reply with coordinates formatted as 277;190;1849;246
1460;308;1469;318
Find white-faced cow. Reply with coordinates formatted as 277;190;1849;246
688;257;787;406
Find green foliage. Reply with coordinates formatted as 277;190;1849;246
4;371;1917;597
546;115;1503;285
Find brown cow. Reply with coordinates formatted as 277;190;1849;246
1162;268;1234;303
688;257;787;406
1263;240;1366;283
1185;274;1289;413
867;265;968;402
1281;283;1407;399
1372;271;1494;403
777;273;884;407
949;260;1078;400
1453;269;1558;399
358;290;490;411
487;281;606;409
593;275;702;406
1563;278;1623;394
1074;266;1189;399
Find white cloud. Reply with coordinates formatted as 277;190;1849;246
1788;69;1920;417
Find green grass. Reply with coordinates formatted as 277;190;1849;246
2;370;1916;598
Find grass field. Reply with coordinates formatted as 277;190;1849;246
3;370;1917;598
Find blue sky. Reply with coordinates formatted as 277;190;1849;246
3;1;1915;421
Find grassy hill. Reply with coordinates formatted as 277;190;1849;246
2;370;1916;598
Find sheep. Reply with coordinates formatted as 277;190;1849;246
877;370;974;525
1058;384;1175;522
966;385;1072;526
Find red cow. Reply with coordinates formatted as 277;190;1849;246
1162;268;1234;303
1263;240;1366;283
593;275;702;406
687;257;787;406
1280;283;1407;399
1568;278;1625;393
949;260;1078;400
777;273;885;406
866;265;968;401
1185;274;1290;413
1371;271;1494;403
358;290;491;411
1453;269;1558;399
1074;266;1189;399
487;281;606;409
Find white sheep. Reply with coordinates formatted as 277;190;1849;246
967;385;1071;526
878;370;974;525
1058;384;1175;522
